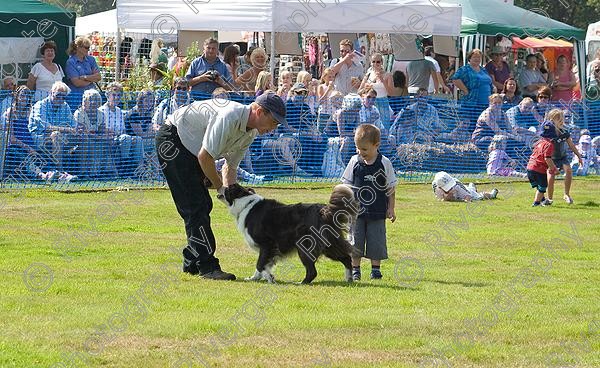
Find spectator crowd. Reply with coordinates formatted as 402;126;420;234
1;36;599;183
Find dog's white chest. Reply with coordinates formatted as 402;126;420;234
229;195;262;253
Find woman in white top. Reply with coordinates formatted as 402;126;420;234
27;41;65;101
360;53;394;129
316;68;337;133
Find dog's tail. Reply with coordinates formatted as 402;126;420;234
321;184;358;234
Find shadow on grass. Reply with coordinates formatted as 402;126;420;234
425;279;490;288
548;200;599;209
230;278;420;291
281;279;421;291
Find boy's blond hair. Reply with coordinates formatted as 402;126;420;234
355;124;381;145
488;93;502;103
546;108;564;124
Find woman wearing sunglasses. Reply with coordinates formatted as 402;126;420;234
359;53;393;130
65;36;101;97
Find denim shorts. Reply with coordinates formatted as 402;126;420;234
527;170;548;193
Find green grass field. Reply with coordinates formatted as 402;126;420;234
1;178;599;368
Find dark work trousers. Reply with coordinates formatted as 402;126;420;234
155;123;220;274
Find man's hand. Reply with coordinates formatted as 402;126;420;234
342;52;355;64
387;208;396;223
216;186;226;203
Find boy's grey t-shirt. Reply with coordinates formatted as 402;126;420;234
169;99;258;169
407;59;435;90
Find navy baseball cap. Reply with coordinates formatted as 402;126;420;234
255;92;286;125
540;122;557;139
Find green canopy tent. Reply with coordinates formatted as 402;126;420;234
0;0;75;180
456;0;584;40
447;0;587;92
0;0;75;81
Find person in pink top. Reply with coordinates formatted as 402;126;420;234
550;55;577;103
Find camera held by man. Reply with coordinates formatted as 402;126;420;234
206;70;220;81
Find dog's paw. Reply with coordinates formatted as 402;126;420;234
261;271;276;284
345;269;353;282
245;270;263;281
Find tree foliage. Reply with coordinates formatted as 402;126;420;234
515;0;599;30
42;0;115;17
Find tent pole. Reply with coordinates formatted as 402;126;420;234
116;28;121;82
270;32;276;76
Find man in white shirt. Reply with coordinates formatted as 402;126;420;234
424;46;451;94
329;39;363;95
156;92;286;280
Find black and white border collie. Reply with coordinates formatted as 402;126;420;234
221;184;359;284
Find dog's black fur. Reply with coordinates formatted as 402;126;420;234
222;183;359;283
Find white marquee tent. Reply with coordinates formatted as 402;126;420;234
116;0;462;72
76;9;118;35
117;0;462;35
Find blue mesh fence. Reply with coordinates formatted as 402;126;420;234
1;88;599;190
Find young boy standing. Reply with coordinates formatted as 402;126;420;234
527;121;560;207
342;124;397;280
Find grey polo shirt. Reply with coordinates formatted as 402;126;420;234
169;99;258;168
407;59;436;90
518;69;546;97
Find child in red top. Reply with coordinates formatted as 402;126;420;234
527;120;560;207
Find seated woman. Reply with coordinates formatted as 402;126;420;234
501;78;522;106
73;89;117;179
471;93;514;150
